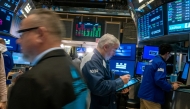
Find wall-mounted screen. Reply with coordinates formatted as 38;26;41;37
143;46;159;60
76;47;86;53
168;0;190;34
12;52;30;65
112;44;136;61
138;6;164;40
132;0;163;17
0;35;17;51
75;22;101;38
0;0;20;12
0;7;13;33
110;59;136;77
135;62;148;75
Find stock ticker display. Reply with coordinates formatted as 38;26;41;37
0;7;13;33
0;0;20;12
75;22;101;38
168;0;190;34
138;6;164;40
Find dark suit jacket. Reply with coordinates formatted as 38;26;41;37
8;49;87;109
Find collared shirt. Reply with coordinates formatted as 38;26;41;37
31;47;63;66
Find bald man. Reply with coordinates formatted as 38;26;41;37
8;9;88;109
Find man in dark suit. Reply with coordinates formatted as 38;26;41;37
7;9;88;109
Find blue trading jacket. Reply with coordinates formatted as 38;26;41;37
2;51;14;85
80;49;124;109
138;55;172;104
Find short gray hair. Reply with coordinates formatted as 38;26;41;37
98;33;120;48
28;9;65;39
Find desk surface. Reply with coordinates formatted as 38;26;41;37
176;89;190;93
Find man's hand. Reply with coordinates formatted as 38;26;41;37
120;74;130;84
0;102;6;109
121;87;131;94
172;82;180;90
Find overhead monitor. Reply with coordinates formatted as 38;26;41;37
0;35;17;51
12;52;30;65
76;47;86;53
0;0;20;12
132;0;163;17
181;62;190;80
0;7;13;33
135;62;148;75
168;0;190;34
75;22;101;38
138;6;164;40
109;59;136;77
112;44;136;61
143;46;159;60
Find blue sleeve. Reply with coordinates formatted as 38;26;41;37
82;60;124;96
3;52;14;73
154;62;172;92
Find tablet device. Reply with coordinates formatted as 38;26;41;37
116;78;139;92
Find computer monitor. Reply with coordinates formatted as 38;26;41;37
76;47;86;53
109;59;135;77
143;46;159;60
12;52;30;65
135;62;148;75
181;63;190;80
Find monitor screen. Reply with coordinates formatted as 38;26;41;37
112;44;136;61
138;6;164;40
0;7;13;33
143;46;159;60
76;47;86;53
0;35;17;51
168;0;190;34
12;52;30;65
75;22;101;38
136;62;148;75
109;59;135;77
0;0;20;12
132;0;163;17
181;63;190;80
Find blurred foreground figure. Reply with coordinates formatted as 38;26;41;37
8;9;88;109
0;52;7;109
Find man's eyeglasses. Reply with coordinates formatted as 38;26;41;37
17;27;39;33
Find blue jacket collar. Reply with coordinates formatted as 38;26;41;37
93;49;106;62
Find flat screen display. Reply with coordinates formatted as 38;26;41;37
76;47;86;53
109;59;135;77
181;63;190;80
143;46;159;60
112;44;136;61
0;0;20;12
12;52;30;65
0;7;13;33
138;6;164;40
132;0;163;17
136;62;148;75
0;35;17;51
75;22;101;38
168;0;190;34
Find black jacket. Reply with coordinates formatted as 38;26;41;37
8;49;87;109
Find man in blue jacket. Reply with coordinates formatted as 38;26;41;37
80;33;131;109
0;38;14;85
138;43;180;109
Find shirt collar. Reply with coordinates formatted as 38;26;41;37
31;47;63;66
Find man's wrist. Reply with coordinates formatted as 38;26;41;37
171;85;174;90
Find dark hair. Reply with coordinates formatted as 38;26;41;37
159;43;172;55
